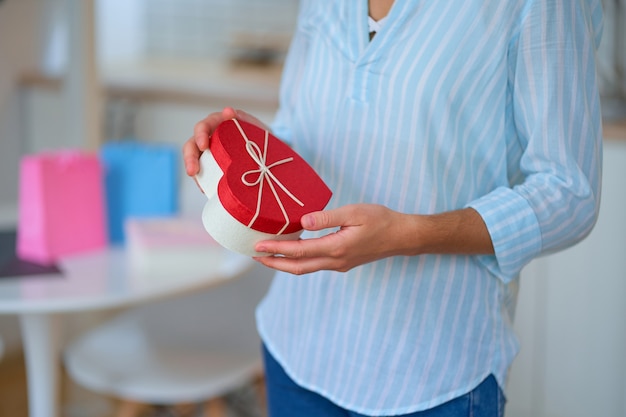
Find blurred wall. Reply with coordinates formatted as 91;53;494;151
506;139;626;417
0;0;43;208
0;0;46;355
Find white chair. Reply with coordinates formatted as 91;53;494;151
63;263;274;417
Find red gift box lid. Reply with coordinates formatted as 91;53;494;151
210;119;332;235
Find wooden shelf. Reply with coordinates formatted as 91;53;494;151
18;59;282;109
18;69;626;140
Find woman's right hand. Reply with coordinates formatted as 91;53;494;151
182;106;269;177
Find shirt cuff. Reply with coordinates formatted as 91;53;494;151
467;186;542;283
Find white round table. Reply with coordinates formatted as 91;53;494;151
0;245;254;417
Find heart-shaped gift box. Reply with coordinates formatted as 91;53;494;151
195;119;332;256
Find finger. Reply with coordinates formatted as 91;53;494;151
193;111;230;151
255;233;342;259
182;137;201;176
254;255;335;276
255;238;310;258
221;106;238;120
188;107;260;177
234;109;271;131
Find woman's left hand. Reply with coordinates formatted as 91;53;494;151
253;204;417;275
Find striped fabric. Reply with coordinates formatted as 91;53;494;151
256;0;603;414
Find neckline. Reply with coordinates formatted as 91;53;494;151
368;15;388;34
351;1;407;59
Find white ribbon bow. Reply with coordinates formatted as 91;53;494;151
234;119;304;235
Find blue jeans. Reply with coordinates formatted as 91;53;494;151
262;344;506;417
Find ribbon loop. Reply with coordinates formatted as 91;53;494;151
234;119;304;235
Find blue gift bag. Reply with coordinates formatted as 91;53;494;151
100;141;179;244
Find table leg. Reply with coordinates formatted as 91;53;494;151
19;313;61;417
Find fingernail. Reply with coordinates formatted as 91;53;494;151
301;215;314;228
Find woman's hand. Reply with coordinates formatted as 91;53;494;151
182;106;269;177
253;204;420;275
253;204;494;275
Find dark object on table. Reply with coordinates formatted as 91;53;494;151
0;230;61;278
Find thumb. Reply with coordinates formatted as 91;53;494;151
301;208;352;231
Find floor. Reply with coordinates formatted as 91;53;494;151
0;351;29;417
0;351;267;417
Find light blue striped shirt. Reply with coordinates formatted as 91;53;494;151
256;1;603;414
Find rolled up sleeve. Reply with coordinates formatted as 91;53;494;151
469;0;604;283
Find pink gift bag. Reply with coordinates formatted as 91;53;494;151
16;150;107;265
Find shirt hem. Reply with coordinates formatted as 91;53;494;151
257;313;505;416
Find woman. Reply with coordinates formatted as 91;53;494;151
183;1;604;416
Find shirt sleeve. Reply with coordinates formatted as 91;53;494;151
468;0;604;283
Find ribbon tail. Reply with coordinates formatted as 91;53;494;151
266;179;291;235
247;177;265;228
267;172;305;207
